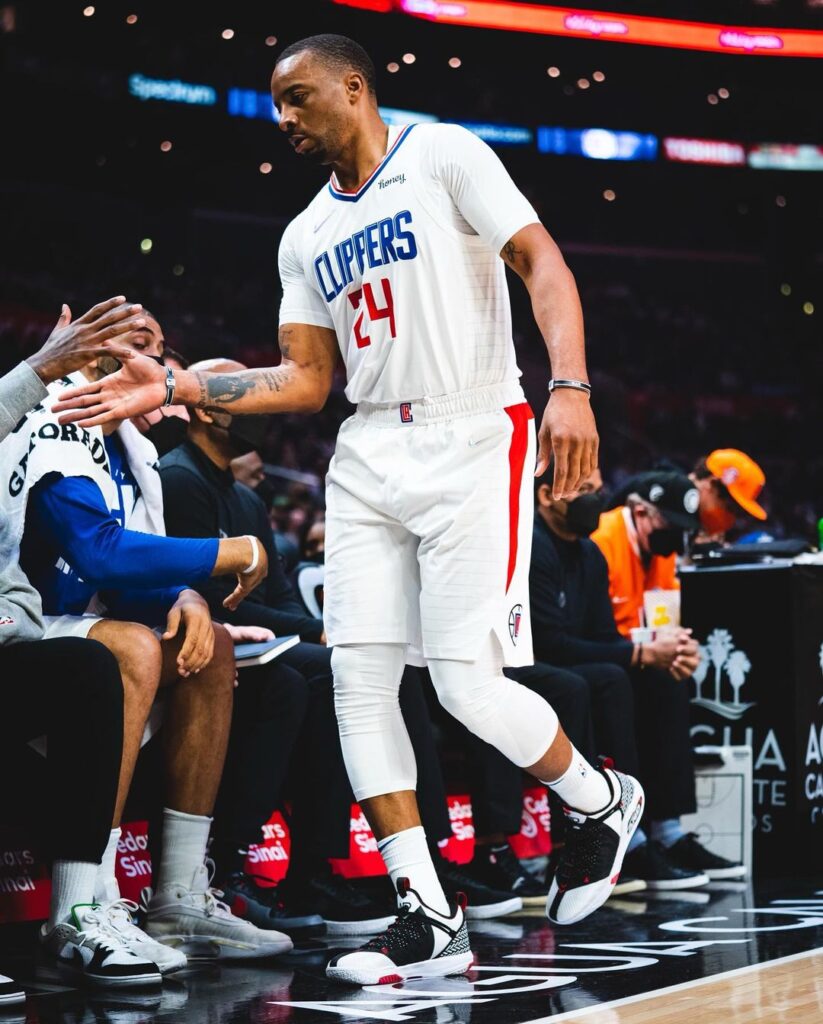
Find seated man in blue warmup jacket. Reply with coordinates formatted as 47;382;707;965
17;353;293;968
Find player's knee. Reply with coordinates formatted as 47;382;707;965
331;644;401;733
428;659;498;732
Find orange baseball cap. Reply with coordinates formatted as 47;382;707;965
705;449;767;520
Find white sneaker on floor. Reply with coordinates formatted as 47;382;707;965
39;904;162;988
100;897;188;975
327;878;472;987
0;974;24;1006
145;862;293;960
547;763;644;926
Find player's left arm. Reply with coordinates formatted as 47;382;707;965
501;223;598;498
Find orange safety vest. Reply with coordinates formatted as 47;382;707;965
590;506;678;638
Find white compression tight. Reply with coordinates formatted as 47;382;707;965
332;635;559;802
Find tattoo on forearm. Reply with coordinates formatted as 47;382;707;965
205;375;257;404
194;368;293;408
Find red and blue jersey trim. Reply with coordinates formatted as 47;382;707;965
328;124;415;203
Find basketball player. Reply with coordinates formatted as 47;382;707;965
55;35;644;985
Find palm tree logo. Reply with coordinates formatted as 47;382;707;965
726;650;752;706
692;644;710;701
691;628;756;720
818;642;823;705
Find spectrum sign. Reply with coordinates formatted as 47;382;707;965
663;137;746;166
129;74;217;106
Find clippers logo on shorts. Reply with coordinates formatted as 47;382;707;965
509;604;523;645
400;403;413;423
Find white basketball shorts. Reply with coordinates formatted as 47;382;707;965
324;380;535;667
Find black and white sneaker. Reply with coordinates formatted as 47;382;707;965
546;763;644;925
435;858;522;919
472;843;549;907
289;866;395;937
0;974;24;1006
221;873;326;939
610;874;647;896
665;834;746;879
623;840;709;890
326;878;472;986
39;904;162;987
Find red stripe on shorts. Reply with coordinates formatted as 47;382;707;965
504;402;535;593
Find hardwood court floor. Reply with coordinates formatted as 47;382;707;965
1;876;821;1023
537;949;823;1024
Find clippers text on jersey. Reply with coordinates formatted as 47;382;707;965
313;210;418;302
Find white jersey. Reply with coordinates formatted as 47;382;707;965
278;122;539;405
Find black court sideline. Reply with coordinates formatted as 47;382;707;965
1;875;822;1023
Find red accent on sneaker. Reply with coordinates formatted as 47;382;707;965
380;947;389;955
611;872;620;884
397;877;410;898
599;756;615;770
378;974;403;985
231;896;248;917
456;891;468;911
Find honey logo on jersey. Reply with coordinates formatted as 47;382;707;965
691;628;756;720
378;172;406;190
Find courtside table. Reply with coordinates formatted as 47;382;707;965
680;560;823;874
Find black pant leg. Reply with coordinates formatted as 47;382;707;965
569;663;640;776
280;643;353;863
0;638;123;863
510;662;594;758
400;668;452;844
457;663;594;838
629;665;697;820
212;661;308;851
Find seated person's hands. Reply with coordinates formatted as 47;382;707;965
163;588;215;677
222;624;276;643
640;627;699;680
212;536;269;612
670;629;699;681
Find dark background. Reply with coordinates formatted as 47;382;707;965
1;0;821;539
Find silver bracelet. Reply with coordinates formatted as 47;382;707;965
241;536;260;575
548;378;592;397
162;366;177;407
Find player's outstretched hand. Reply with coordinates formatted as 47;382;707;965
538;388;599;498
53;352;168;427
26;296;146;385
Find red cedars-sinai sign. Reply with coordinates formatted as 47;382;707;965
0;789;552;921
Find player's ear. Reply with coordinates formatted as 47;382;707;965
345;71;364;104
536;483;553;508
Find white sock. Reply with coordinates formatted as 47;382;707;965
49;860;98;929
377;826;450;917
94;827;122;904
545;746;612;814
156;807;212;892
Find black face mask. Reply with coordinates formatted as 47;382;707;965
564;492;606;538
648;527;686;557
227;415;269;456
145;415;189;458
